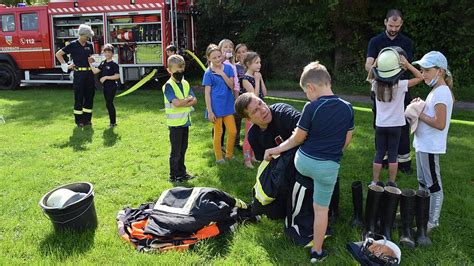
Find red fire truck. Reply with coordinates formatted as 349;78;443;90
0;0;197;90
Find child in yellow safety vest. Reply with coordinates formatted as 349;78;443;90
162;55;198;183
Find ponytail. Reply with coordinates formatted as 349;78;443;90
444;69;455;101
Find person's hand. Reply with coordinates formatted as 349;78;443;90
411;97;421;103
263;147;280;161
88;57;95;64
254;72;262;81
99;76;108;83
68;63;75;70
400;55;408;70
207;111;216;123
212;66;225;77
61;63;69;73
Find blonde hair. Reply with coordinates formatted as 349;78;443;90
442;68;455;101
218;39;235;64
167;54;185;68
299;61;331;91
205;43;221;65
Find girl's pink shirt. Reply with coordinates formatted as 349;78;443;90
224;59;240;92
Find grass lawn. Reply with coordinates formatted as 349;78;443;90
0;87;473;264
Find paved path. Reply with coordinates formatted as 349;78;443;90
192;86;474;110
268;90;474;111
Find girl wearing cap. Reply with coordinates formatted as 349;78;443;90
411;51;454;232
368;47;423;187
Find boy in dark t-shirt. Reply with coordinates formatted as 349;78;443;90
91;44;120;127
263;62;354;263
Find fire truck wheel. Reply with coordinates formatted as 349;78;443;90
0;63;19;90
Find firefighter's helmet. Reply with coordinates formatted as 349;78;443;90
372;47;405;85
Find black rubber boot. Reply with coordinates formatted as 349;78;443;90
375;181;385;233
74;114;83;126
364;184;384;234
416;190;432;246
328;177;340;224
380;186;401;241
399;189;416;248
351;181;364;228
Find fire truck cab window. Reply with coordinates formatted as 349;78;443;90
1;15;15;32
21;13;38;31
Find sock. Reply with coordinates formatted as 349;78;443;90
311;248;322;255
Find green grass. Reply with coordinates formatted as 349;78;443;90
0;87;473;264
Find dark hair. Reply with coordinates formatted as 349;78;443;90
234;92;258;118
243;51;260;70
166;44;177;52
385;9;403;20
235;43;248;54
375;80;394;102
102;43;114;53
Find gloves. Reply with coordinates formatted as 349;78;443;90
61;63;69;73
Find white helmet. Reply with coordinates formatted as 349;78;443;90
372;47;405;84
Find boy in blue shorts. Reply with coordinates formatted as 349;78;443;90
264;61;354;263
163;55;197;182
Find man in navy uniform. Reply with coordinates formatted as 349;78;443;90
56;24;96;127
365;9;414;174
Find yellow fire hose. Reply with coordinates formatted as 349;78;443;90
117;50;205;97
116;69;157;97
185;49;207;72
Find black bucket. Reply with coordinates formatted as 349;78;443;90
39;182;98;232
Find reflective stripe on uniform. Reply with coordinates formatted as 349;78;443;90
253;160;275;205
73;110;83;114
162;78;192;127
74;67;92;71
82;108;92;113
398;153;411;163
166;112;189;119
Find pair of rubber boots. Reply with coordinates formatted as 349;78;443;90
350;181;432;247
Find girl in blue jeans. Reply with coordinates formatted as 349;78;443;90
264;62;354;263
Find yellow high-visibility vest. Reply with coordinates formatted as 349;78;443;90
162;78;192;127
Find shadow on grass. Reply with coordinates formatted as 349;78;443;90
102;127;120;147
38;229;96;259
54;126;94;151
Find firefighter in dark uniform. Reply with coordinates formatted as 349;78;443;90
55;24;96;127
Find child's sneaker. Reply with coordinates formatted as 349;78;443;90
168;176;184;183
216;159;225;164
386;181;398;187
183;173;197;180
244;161;254;169
310;249;328;263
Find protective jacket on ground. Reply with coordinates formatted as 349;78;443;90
117;186;257;252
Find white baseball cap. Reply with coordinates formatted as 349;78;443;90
413;51;448;70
